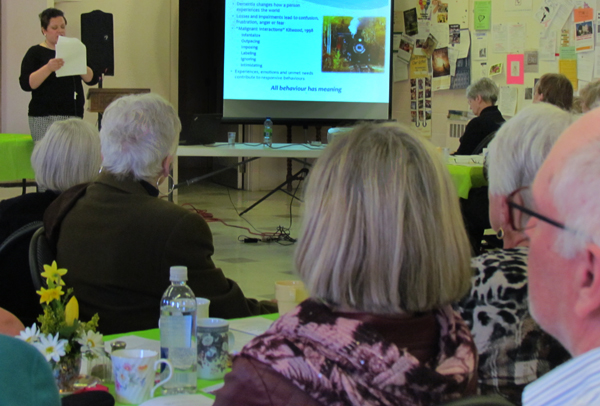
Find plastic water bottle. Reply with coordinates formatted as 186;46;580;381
160;266;197;395
263;117;273;146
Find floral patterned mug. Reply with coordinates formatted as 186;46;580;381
197;318;235;379
112;349;173;404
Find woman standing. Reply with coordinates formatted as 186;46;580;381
19;8;98;142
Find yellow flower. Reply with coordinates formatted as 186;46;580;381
36;286;64;305
65;296;79;326
41;261;67;285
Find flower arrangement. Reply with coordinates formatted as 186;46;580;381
17;261;103;364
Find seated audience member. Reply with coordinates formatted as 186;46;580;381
458;104;572;405
455;77;505;155
0;119;100;326
214;123;477;406
44;93;276;335
579;79;600;113
533;73;573;111
0;334;60;406
521;109;600;405
0;307;25;336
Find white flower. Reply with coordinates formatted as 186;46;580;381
76;330;104;357
17;324;40;344
35;333;67;362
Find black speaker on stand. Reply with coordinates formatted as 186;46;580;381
81;10;114;129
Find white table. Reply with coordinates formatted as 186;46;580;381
171;143;326;211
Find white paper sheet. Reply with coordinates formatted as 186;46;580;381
55;36;87;78
508;23;527;53
540;30;557;60
492;24;508;53
449;47;458;76
505;0;533;11
578;51;594;81
452;28;471;59
431;23;450;48
498;86;518;117
594;47;600;78
394;57;409;81
228;316;274;336
473;32;489;61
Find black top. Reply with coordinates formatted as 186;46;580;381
0;191;59;326
455;105;505;155
19;45;98;117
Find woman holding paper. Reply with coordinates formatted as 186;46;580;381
19;8;97;142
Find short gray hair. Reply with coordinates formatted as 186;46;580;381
31;119;101;192
580;80;600;112
487;103;573;199
294;123;472;314
551;140;600;257
100;93;181;182
466;77;499;104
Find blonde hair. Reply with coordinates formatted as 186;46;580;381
31;119;101;192
294;123;472;314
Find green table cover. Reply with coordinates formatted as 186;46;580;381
0;134;35;182
447;164;487;199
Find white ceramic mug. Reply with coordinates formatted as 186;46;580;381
112;349;173;404
197;318;234;380
275;280;309;314
196;298;210;321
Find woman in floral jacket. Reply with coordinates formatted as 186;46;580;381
214;123;478;406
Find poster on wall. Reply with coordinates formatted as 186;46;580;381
404;8;419;35
432;47;451;90
524;50;539;72
474;1;492;30
417;0;433;20
507;54;525;84
410;77;432;137
451;53;471;89
574;7;595;52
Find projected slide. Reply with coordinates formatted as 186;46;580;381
223;0;392;121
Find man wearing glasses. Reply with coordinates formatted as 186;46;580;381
518;110;600;405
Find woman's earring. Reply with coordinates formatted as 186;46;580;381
496;228;505;240
157;175;175;196
98;166;103;174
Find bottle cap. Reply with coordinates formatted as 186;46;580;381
170;266;188;281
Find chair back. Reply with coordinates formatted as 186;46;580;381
29;226;55;291
472;131;497;155
0;221;43;325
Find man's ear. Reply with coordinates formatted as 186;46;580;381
574;244;600;319
161;155;173;178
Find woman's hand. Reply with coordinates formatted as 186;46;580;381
46;58;64;72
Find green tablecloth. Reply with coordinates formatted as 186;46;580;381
0;134;35;182
447;164;487;199
104;313;280;405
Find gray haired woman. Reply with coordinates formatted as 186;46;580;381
458;103;573;405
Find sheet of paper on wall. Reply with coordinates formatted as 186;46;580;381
55;36;87;78
534;0;559;30
474;1;492;30
393;33;402;52
577;51;594;82
539;30;558;60
432;47;451;91
561;28;572;48
492;24;509;53
559;46;579;91
473;32;489;61
524;50;540;72
480;62;489;78
393;9;404;32
398;34;415;64
452;29;471;59
508;23;527;53
435;2;449;24
410;53;431;79
448;47;458;76
505;0;533;12
574;7;595;52
498;86;518;117
594;47;600;78
450;54;471;89
393;56;409;82
489;62;503;76
422;34;439;57
431;23;450;48
549;2;576;33
449;24;460;44
507;54;525;85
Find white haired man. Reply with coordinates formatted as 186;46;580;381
517;108;600;404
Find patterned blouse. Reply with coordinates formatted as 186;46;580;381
458;247;571;405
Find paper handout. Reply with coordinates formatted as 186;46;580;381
55;36;87;78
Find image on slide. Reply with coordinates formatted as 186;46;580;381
322;16;386;73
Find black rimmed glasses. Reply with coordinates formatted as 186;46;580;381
506;186;567;232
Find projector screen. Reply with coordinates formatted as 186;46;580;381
223;0;393;123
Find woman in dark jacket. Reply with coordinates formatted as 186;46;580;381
215;123;478;406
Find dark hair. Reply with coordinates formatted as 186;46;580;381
39;8;67;30
536;73;573;111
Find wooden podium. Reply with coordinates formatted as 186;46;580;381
87;88;151;113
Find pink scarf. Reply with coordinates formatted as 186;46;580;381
241;300;477;406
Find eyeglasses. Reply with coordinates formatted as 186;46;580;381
506;186;567;232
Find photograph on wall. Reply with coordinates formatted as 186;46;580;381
422;34;439;57
524;50;539;73
411;76;432;136
489;63;503;76
432;47;450;77
436;3;449;23
322;16;387;73
404;8;419;36
450;24;461;44
398;34;415;63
